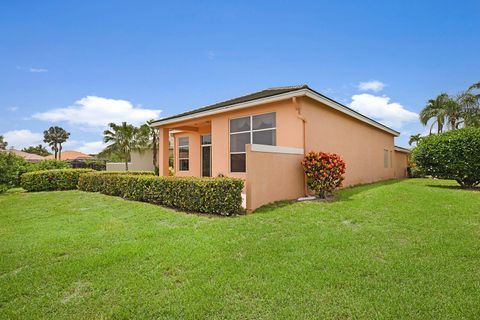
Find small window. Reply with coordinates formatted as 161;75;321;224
384;149;389;168
178;137;189;171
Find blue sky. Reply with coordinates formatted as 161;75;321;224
1;0;479;153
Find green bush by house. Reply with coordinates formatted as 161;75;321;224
412;127;480;188
21;169;95;192
33;159;71;171
0;152;31;187
78;173;244;215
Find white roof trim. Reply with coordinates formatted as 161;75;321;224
151;88;400;136
250;144;304;155
394;146;411;153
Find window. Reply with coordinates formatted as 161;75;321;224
230;112;276;172
384;149;389;168
178;137;189;171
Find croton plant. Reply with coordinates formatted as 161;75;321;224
301;151;346;198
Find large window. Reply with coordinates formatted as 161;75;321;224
230;112;276;172
178;137;189;171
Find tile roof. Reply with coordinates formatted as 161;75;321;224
1;149;45;161
157;85;309;122
45;150;93;160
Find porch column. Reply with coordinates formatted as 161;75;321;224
158;127;170;176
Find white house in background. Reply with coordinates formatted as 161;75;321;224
106;149;155;172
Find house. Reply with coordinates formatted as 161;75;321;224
106;149;156;172
150;85;410;212
45;150;93;161
1;149;45;162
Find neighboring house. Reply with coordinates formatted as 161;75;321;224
106;149;155;172
45;150;93;161
150;85;410;211
1;149;45;162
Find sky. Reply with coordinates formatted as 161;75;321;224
1;0;479;153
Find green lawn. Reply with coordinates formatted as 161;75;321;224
1;179;479;319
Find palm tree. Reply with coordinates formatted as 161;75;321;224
408;134;422;146
419;93;449;134
103;122;149;171
43;126;70;159
0;135;7;150
140;120;159;169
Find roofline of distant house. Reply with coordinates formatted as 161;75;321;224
150;87;400;136
394;146;411;153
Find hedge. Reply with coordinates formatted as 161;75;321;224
78;173;244;215
411;127;480;188
21;169;95;192
76;171;155;193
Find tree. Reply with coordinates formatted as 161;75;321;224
411;128;480;188
22;144;51;157
103;122;149;171
408;134;422;146
43;126;70;160
419;93;449;134
140;120;159;169
420;82;480;133
0;135;7;150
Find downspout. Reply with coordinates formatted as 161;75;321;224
293;97;308;196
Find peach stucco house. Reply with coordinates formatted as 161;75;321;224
150;85;410;212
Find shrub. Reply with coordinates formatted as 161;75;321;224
21;169;94;192
0;152;31;187
301;151;346;198
411;128;480;188
78;173;244;215
0;184;8;194
32;159;71;171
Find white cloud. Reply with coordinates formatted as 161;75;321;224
29;68;48;73
7;106;18;112
349;93;418;129
207;50;216;60
2;129;43;149
358;80;385;92
33;96;161;128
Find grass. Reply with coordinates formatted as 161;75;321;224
1;178;479;319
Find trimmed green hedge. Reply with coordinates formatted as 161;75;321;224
412;128;480;188
78;173;244;215
21;169;95;192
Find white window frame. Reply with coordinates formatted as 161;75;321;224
229;112;276;173
178;137;189;171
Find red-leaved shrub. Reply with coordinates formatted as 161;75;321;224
301;151;346;198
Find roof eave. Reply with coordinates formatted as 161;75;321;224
150;88;400;136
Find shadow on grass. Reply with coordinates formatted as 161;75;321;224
338;179;403;201
427;184;480;192
253;179;405;214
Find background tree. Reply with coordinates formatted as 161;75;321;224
408;134;422;146
140;120;159;169
43;126;70;160
419;82;480;133
0;135;7;150
22;144;51;157
103;122;148;171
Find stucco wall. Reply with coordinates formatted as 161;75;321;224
300;97;396;186
106;149;155;172
394;151;409;178
246;144;305;211
170;98;303;178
